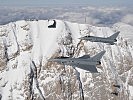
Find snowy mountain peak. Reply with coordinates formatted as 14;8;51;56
0;20;133;100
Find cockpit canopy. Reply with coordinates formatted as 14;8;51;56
85;35;92;37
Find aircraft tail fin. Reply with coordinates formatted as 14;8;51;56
91;51;106;61
107;31;120;40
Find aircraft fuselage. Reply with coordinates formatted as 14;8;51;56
49;58;100;66
82;36;116;44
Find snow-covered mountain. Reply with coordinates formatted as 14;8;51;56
0;20;133;100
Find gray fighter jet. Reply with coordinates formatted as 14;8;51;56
48;51;105;73
79;31;120;45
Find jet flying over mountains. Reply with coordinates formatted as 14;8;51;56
79;31;120;45
48;51;106;73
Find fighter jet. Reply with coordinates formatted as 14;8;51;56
79;31;120;45
48;51;105;73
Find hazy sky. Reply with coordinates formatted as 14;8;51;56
0;0;133;7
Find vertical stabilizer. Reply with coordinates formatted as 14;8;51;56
91;51;106;61
108;31;120;40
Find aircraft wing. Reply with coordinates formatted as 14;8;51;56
77;64;98;73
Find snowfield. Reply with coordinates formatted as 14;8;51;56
0;20;133;100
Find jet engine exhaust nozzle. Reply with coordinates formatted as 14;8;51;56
96;61;101;65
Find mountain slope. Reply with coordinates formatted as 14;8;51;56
0;20;133;100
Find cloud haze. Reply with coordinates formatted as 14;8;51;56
0;6;133;26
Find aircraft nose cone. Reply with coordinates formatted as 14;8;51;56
78;37;84;40
48;58;54;62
